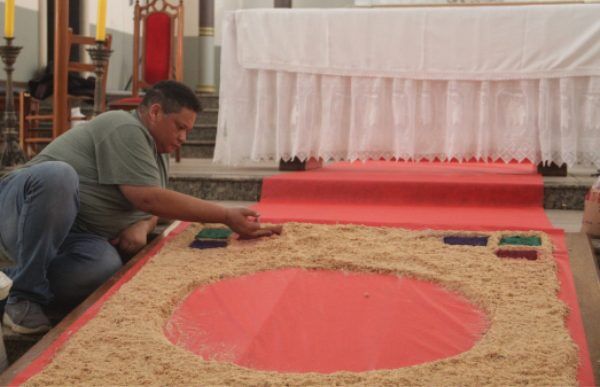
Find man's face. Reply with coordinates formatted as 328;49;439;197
148;104;197;154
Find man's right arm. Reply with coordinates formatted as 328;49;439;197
119;185;273;238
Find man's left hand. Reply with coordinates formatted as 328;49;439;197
110;217;156;255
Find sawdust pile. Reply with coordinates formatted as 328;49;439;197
26;223;578;386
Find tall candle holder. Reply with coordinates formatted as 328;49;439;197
0;37;27;169
86;41;112;117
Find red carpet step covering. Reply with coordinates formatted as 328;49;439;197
255;161;551;231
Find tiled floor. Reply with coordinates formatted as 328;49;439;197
545;209;584;233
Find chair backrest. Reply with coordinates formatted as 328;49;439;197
132;0;184;97
67;28;113;112
20;30;112;156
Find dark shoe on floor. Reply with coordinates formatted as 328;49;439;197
3;299;51;334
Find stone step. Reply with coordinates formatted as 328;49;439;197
197;107;218;125
179;140;215;159
166;160;594;210
169;175;262;202
192;95;218;158
0;157;588;209
197;94;218;110
169;173;590;210
188;124;216;142
167;159;277;202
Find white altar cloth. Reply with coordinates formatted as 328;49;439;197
214;5;600;167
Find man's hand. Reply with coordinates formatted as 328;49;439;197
110;217;157;255
224;208;275;239
118;185;278;239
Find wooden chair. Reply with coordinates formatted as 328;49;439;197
108;0;184;162
109;0;184;111
19;30;112;157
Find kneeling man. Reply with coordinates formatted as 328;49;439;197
0;80;270;334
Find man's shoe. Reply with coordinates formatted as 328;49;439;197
3;299;51;334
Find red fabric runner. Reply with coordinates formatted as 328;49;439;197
256;161;550;231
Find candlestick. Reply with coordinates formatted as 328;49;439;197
86;41;112;117
0;37;27;169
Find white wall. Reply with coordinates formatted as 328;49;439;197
85;0;135;34
82;0;199;89
84;0;198;36
0;0;40;82
82;1;136;90
9;0;37;10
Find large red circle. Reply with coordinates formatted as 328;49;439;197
164;268;487;373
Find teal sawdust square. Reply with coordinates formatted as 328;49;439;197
499;236;541;246
196;228;233;240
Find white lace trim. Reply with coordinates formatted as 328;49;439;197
216;152;600;169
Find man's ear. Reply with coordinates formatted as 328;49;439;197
148;103;162;122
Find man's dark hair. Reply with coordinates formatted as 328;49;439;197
140;80;201;114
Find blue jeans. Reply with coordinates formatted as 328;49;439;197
0;161;123;307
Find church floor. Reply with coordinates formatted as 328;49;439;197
0;159;597;381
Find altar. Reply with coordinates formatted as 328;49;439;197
214;4;600;167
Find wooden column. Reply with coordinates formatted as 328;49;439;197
52;0;69;138
197;0;215;94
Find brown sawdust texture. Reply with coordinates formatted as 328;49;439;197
25;223;578;386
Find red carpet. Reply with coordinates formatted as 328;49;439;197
255;161;550;231
251;161;594;385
